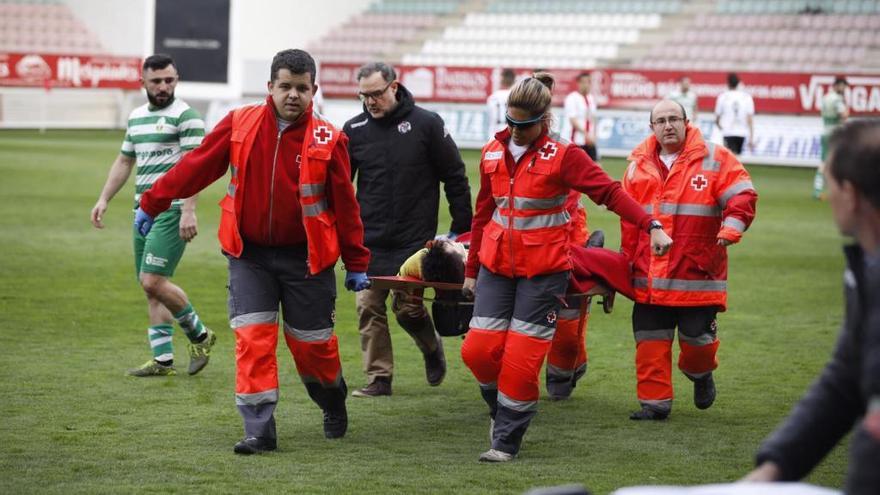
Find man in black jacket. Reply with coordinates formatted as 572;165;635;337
745;119;880;493
344;62;473;397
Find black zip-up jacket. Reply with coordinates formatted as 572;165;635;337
345;84;473;275
755;245;880;494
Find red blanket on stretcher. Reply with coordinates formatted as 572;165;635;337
568;246;634;300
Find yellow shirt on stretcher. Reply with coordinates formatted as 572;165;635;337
397;248;429;279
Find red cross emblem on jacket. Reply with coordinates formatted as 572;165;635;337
538;142;558;160
314;126;332;145
691;174;708;191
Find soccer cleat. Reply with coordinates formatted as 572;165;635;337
323;405;348;439
693;373;717;410
629;406;670;421
127;360;176;377
187;328;216;375
424;345;447;386
351;378;392;398
233;436;277;455
479;448;515;463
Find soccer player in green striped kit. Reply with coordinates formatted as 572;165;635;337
91;54;215;376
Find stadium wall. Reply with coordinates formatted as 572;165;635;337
62;0;149;57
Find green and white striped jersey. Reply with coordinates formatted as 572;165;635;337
120;98;205;209
821;91;847;134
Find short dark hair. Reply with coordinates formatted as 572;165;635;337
421;242;465;284
577;71;591;81
143;54;175;73
270;49;316;84
727;73;740;89
827;119;880;209
834;75;848;86
500;68;516;86
356;61;396;83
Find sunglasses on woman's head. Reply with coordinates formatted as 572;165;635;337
505;113;543;129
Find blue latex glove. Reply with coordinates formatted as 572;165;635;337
345;271;371;291
134;207;155;237
434;231;458;241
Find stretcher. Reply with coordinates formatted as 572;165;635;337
369;275;615;336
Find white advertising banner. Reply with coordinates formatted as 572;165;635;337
210;98;835;167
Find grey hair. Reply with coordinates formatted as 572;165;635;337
356;62;397;82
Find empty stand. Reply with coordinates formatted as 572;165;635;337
297;0;880;75
636;11;880;73
0;0;106;55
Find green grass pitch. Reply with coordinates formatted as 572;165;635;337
0;129;846;494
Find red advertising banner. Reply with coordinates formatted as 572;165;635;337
0;52;142;89
320;62;492;104
320;62;880;116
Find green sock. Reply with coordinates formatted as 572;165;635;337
148;324;174;363
813;168;825;198
173;303;205;342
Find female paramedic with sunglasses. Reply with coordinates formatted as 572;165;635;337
460;73;673;462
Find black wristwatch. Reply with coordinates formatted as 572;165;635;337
647;220;663;233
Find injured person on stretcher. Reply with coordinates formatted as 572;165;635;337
369;229;634;401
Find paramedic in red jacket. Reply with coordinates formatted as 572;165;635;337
621;99;757;421
136;49;371;455
460;73;673;462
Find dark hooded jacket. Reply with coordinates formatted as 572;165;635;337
344;84;472;275
755;245;880;494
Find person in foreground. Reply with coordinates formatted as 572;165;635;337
744;119;880;493
461;73;673;462
90;54;216;377
345;62;472;397
136;49;371;454
621;99;758;420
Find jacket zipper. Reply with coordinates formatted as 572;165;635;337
508;175;515;277
267;129;282;244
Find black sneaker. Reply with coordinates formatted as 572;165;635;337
351;378;392;398
323;404;348;439
629;406;669;421
586;229;605;248
233;436;277;455
693;374;716;410
424;345;447;386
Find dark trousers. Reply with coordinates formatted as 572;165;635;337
632;303;720;412
227;243;346;440
723;136;745;155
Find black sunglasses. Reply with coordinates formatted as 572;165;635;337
505;113;543;129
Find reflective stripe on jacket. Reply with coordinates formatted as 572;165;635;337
219;103;342;275
621;125;757;310
477;136;573;278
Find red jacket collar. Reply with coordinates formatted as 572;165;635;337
628;124;709;165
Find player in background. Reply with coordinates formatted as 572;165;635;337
813;76;849;200
560;72;599;161
487;68;516;136
714;73;755;156
668;75;698;125
90;54;215;377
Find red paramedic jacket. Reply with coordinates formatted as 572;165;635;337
139;97;370;273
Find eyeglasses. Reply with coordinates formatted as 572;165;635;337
505;113;544;129
358;80;394;102
651;116;685;127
